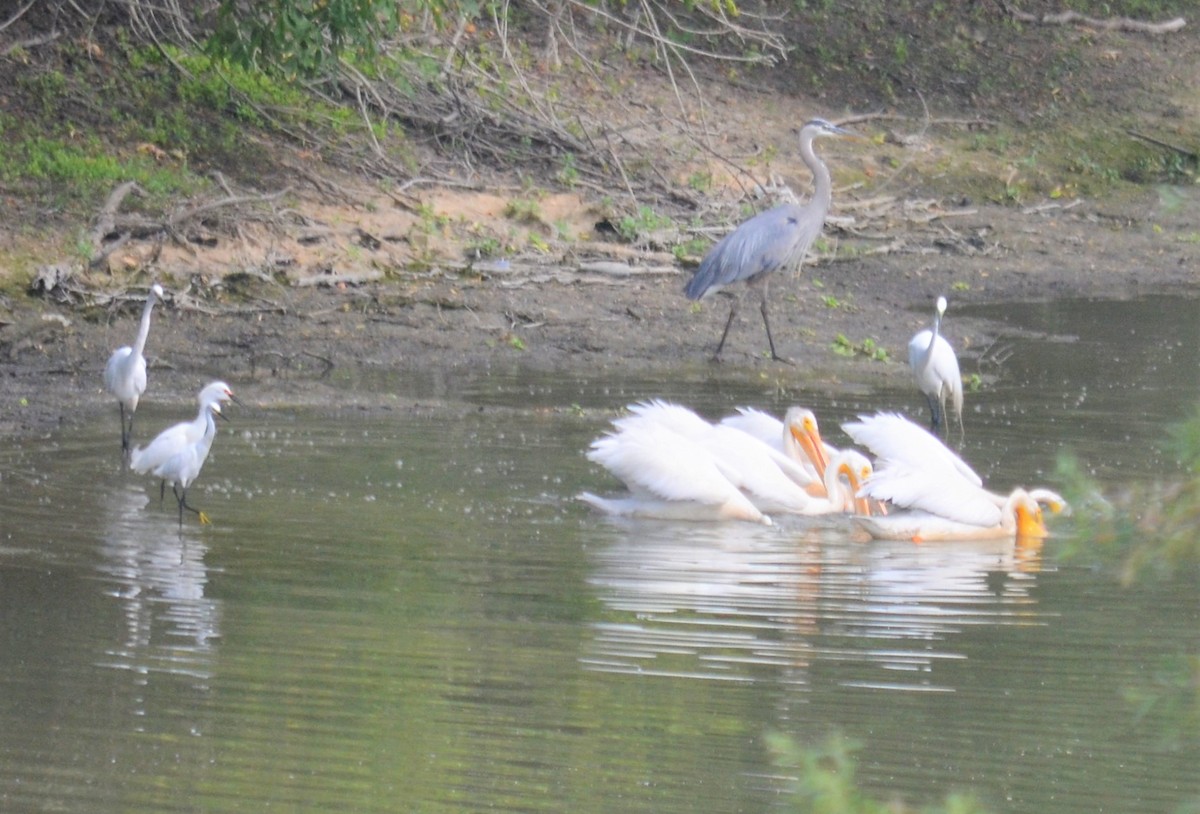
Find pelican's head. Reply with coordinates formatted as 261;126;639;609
1013;490;1050;540
829;449;874;514
783;406;830;475
1028;488;1070;516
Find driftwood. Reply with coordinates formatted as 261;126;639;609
1127;130;1199;161
1003;4;1185;34
85;181;292;270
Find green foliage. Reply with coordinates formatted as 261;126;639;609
832;334;888;362
768;732;992;814
0;130;200;207
617;206;674;242
1056;404;1200;584
1122;654;1200;748
208;0;401;79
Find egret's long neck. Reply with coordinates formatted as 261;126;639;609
919;310;941;372
800;133;833;212
132;293;157;358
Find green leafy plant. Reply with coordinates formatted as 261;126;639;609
767;732;991;814
617;205;674;242
832;334;888;362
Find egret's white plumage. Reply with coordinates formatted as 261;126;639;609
908;295;963;436
131;381;237;525
843;412;1058;541
104;283;164;451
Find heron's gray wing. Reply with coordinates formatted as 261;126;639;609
684;203;811;299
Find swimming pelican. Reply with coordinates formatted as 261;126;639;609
613;401;836;513
581;401;877;521
579;419;771;524
843;412;1060;541
718;405;834;486
130;381;238;525
908;295;963;437
104;283;165;452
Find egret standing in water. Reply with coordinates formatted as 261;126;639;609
908;295;963;437
104;283;165;452
130;381;239;525
684;118;855;362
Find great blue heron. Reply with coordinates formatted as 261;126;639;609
104;283;165;452
684;118;855;362
907;295;964;436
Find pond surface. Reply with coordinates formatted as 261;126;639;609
1;295;1199;812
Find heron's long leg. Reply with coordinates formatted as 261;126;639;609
711;299;739;361
759;296;792;365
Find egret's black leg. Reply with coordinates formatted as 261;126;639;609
118;404;130;452
159;479;167;506
173;483;210;525
926;394;943;434
711;300;739;362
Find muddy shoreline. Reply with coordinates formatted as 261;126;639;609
3;193;1198;441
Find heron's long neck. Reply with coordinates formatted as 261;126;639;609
132;294;157;358
800;133;833;211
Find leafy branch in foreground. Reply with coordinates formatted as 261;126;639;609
1055;403;1200;585
767;732;990;814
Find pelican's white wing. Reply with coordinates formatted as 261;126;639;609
843;412;981;487
617;400;714;439
859;462;1001;527
718;407;784;450
586;424;763;521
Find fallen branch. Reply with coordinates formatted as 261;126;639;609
1003;4;1185;34
1127;129;1199;161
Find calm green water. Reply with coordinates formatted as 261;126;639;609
1;296;1198;812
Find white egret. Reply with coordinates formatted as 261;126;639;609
908;295;963;437
104;283;165;452
130;381;239;525
842;412;1062;541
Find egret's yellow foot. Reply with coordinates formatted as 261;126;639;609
198;511;211;525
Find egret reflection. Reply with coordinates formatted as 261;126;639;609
94;481;221;691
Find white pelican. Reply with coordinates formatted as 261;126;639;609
615;401;821;511
908;295;963;437
131;381;238;525
579;419;771;524
581;401;877;521
843;412;1061;541
718;406;833;491
104;283;165;452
